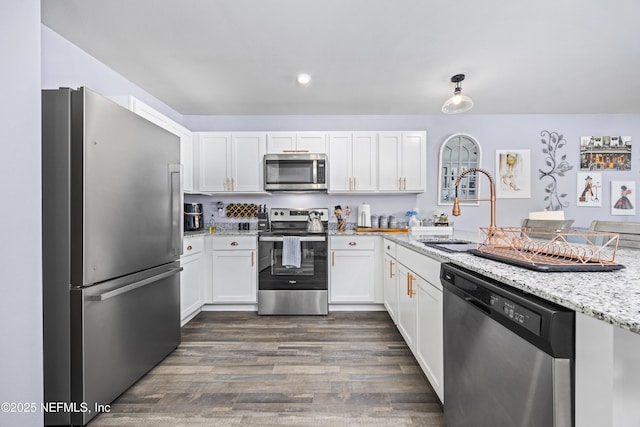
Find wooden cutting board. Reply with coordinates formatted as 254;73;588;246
355;228;408;233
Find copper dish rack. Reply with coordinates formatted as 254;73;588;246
470;227;624;272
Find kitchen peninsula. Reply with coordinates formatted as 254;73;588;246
385;231;640;427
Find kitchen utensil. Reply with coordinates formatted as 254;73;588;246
307;211;325;233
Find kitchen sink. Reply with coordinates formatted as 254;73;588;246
419;239;477;253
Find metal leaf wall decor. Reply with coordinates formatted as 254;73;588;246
539;130;574;210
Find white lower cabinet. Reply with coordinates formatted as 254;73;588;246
209;236;257;303
415;274;444;401
396;263;418;351
180;236;204;324
387;242;444;402
383;253;398;323
329;235;381;303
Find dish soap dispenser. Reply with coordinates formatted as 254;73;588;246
407;210;420;229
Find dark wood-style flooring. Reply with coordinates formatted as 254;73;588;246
90;311;444;426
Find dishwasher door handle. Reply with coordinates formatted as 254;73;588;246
465;296;492;315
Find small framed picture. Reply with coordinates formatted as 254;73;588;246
576;172;602;207
611;181;636;215
495;149;531;198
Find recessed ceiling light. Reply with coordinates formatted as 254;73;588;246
296;73;312;87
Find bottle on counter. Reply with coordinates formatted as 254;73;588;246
208;214;216;234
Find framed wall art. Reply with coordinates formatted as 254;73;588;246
580;136;631;171
611;180;635;215
496;149;531;198
576;172;602;207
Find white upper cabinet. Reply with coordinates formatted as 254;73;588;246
266;132;327;154
197;132;266;193
328;132;377;193
109;96;194;192
378;131;426;193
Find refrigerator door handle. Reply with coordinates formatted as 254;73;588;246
88;267;183;301
169;163;183;257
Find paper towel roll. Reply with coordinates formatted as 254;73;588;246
358;204;371;227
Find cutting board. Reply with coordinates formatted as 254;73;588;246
355;228;408;233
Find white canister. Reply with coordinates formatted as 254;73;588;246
388;215;397;229
370;215;379;228
379;215;388;228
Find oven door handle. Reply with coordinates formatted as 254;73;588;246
259;236;326;242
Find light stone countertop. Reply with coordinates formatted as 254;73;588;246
184;228;640;334
383;231;640;335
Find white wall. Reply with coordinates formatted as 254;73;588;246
0;1;43;426
41;25;184;125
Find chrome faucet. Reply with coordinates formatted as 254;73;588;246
452;167;497;233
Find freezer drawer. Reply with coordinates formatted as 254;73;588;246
69;264;181;425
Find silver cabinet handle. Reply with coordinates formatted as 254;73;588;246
186;245;193;251
231;241;239;246
348;241;357;246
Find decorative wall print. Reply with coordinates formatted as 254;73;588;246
539;130;573;210
580;136;632;171
611;181;636;215
576;172;602;207
496;149;531;198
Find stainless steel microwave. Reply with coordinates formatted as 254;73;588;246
264;153;327;192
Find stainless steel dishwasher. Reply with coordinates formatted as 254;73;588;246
441;263;574;427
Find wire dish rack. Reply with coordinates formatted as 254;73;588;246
470;227;625;272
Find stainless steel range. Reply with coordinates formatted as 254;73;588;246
258;208;329;315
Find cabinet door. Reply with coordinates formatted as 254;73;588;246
198;133;231;192
328;133;352;192
266;132;295;153
351;132;377;192
211;249;257;303
330;250;375;303
416;276;444;401
383;253;398;324
180;252;203;322
378;132;402;191
296;132;327;153
396;264;417;351
401;131;426;192
231;132;265;192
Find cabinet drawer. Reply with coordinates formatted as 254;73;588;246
331;236;375;250
182;236;204;255
383;239;396;257
397;244;441;290
211;235;256;250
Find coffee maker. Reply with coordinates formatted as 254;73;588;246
184;203;203;231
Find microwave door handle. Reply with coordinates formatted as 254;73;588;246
313;160;318;184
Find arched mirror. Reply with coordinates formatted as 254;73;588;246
438;133;482;205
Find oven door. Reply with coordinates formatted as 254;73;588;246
258;235;327;290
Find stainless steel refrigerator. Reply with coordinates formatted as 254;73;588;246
42;87;183;426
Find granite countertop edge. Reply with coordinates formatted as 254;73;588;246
383;233;640;335
184;228;640;334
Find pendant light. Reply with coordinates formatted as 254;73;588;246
441;74;474;114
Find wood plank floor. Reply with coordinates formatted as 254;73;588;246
90;311;444;426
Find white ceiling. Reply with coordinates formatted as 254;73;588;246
41;0;640;116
